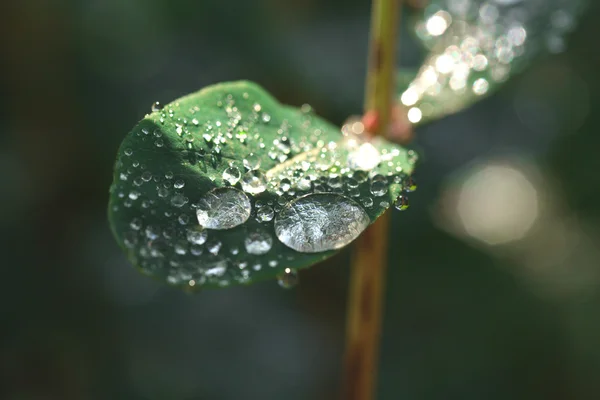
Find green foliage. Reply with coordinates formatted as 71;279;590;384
400;0;587;125
108;81;416;290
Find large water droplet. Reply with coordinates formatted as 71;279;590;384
241;170;267;194
274;193;370;253
244;230;273;255
196;187;251;229
277;268;298;289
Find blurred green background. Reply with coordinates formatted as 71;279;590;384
1;1;600;399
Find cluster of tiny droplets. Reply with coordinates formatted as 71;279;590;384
400;0;585;124
110;92;417;290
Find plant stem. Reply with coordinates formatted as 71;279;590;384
363;0;399;134
342;1;399;400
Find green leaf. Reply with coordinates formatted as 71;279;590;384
399;0;587;125
108;81;417;290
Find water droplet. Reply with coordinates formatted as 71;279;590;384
196;187;251;229
346;178;359;189
243;153;261;170
361;197;373;208
178;214;190;225
123;232;137;248
223;166;242;186
141;171;152;182
206;240;222;255
187;229;207;245
124;148;133;156
279;178;292;192
174;180;185;189
403;176;417;192
274;193;370;253
145;226;160;240
256;206;274;222
328;175;343;188
352;170;368;183
171;194;188;207
157;187;169;198
244;230;273;255
190;244;203;256
262;113;271;123
394;195;409;211
204;257;227;276
370;180;388;197
277;268;298;289
241;170;267;195
130;218;143;230
174;243;187;255
151;101;163;112
347;188;360;197
297;177;312;191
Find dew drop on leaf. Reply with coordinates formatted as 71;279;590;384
241;170;267;194
361;197;374;208
277;267;298;289
256;206;274;222
394;195;409;211
187;229;208;245
151;101;163;112
205;258;227;277
170;193;188;207
274;193;370;253
244;229;273;255
206;239;222;255
243;153;261;170
195;187;251;230
279;178;292;192
370;180;388;197
352;170;368;183
403;176;417;192
222;165;242;185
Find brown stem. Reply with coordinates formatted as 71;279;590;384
342;1;400;399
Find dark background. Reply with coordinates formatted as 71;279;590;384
1;1;600;399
